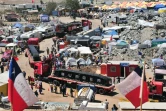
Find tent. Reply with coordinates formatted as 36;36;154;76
152;58;165;66
154;4;166;10
77;58;86;65
77;47;92;55
65;57;77;67
86;57;92;65
117;40;127;45
12;23;22;29
40;14;50;22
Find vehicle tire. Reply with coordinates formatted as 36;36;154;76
98;88;105;95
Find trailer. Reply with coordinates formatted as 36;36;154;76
47;69;115;95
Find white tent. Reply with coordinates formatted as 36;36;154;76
86;57;92;65
77;58;86;65
78;47;92;55
67;48;78;53
143;40;151;47
158;43;166;48
65;57;77;67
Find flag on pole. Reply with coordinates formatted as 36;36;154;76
32;0;34;3
8;58;38;111
116;67;149;108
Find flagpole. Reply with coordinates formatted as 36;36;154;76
10;46;15;111
140;62;145;111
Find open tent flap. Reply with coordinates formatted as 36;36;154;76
78;47;92;55
152;58;165;66
65;57;77;67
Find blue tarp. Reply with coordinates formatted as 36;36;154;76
12;23;23;28
154;4;166;10
52;11;59;16
102;30;118;36
117;40;127;45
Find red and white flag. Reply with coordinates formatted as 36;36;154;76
8;58;38;111
32;0;34;3
116;67;149;108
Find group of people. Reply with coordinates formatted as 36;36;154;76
27;76;43;97
49;82;74;97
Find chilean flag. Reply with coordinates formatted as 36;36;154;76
116;67;149;108
8;58;38;111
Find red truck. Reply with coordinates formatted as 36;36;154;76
34;61;52;78
82;19;92;30
27;38;40;51
148;68;166;101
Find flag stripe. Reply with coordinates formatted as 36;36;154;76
8;80;28;111
14;73;38;106
116;67;149;108
125;81;149;108
117;70;141;95
8;58;38;111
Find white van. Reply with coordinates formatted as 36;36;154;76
20;30;43;41
108;14;127;24
36;25;56;38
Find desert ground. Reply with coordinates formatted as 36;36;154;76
0;17;154;111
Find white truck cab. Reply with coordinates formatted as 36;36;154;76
36;25;56;38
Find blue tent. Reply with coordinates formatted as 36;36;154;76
102;30;118;36
154;4;166;10
12;23;23;28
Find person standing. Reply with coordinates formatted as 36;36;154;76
104;99;109;110
34;90;38;97
0;63;4;73
39;81;42;94
117;76;120;83
46;47;49;55
54;84;57;93
62;84;65;97
60;84;62;94
70;86;73;97
112;104;118;111
50;83;53;93
77;60;80;69
22;71;26;78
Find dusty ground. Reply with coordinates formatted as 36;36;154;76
0;17;154;111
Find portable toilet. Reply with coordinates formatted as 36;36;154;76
100;63;107;75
